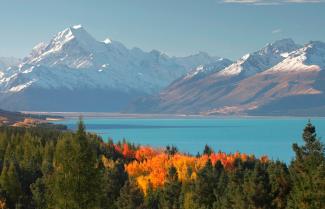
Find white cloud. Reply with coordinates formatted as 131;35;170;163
272;28;282;34
221;0;324;4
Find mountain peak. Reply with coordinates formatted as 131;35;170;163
51;25;97;49
71;24;83;30
218;38;300;77
260;38;300;55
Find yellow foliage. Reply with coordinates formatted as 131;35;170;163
125;147;265;193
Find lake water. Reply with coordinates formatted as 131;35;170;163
56;117;325;162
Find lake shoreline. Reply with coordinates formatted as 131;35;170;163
22;111;325;120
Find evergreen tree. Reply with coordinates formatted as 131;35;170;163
203;145;213;156
101;159;128;209
243;162;272;209
267;161;291;209
218;160;246;209
165;145;178;155
194;160;216;209
160;166;182;209
0;162;22;209
116;179;144;209
143;184;159;209
49;119;103;209
287;121;325;209
30;178;46;209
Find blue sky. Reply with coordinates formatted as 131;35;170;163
1;0;325;59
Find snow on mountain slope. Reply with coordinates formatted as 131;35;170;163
218;39;301;77
128;39;325;115
183;58;232;80
0;25;218;94
207;41;325;115
0;25;218;111
266;41;325;73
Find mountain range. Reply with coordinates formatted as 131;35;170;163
1;25;325;116
0;25;218;111
129;40;325;116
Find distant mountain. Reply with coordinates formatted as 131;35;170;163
0;57;21;77
129;39;313;114
0;25;218;111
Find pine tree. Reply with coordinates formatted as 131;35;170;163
101;159;128;209
287;121;325;209
160;166;182;209
267;161;291;209
49;119;103;209
243;162;272;209
0;161;22;209
203;145;213;156
194;160;216;209
218;160;246;209
30;178;46;209
116;179;144;209
143;184;159;209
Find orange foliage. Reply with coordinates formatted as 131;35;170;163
0;198;7;209
135;146;159;161
122;143;135;159
260;155;269;163
114;143;136;159
125;148;265;193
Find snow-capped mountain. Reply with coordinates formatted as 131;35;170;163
129;39;325;116
0;25;218;111
217;38;300;77
0;57;20;72
265;41;325;73
214;41;325;116
183;58;232;80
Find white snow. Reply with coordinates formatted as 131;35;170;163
103;38;112;44
72;24;82;29
9;80;36;92
0;25;213;94
217;39;300;77
184;59;232;79
101;64;109;68
265;42;325;73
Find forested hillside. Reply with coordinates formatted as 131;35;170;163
0;120;323;209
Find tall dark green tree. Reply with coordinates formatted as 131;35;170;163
194;160;217;209
101;159;128;209
160;166;182;209
30;178;46;209
267;161;291;209
243;162;272;209
49;119;103;209
203;145;213;156
143;184;159;209
287;121;325;209
116;179;144;209
0;161;22;209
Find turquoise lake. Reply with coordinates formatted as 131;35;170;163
57;117;325;162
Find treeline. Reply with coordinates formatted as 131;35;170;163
0;120;324;209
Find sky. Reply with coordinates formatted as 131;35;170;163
0;0;325;60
